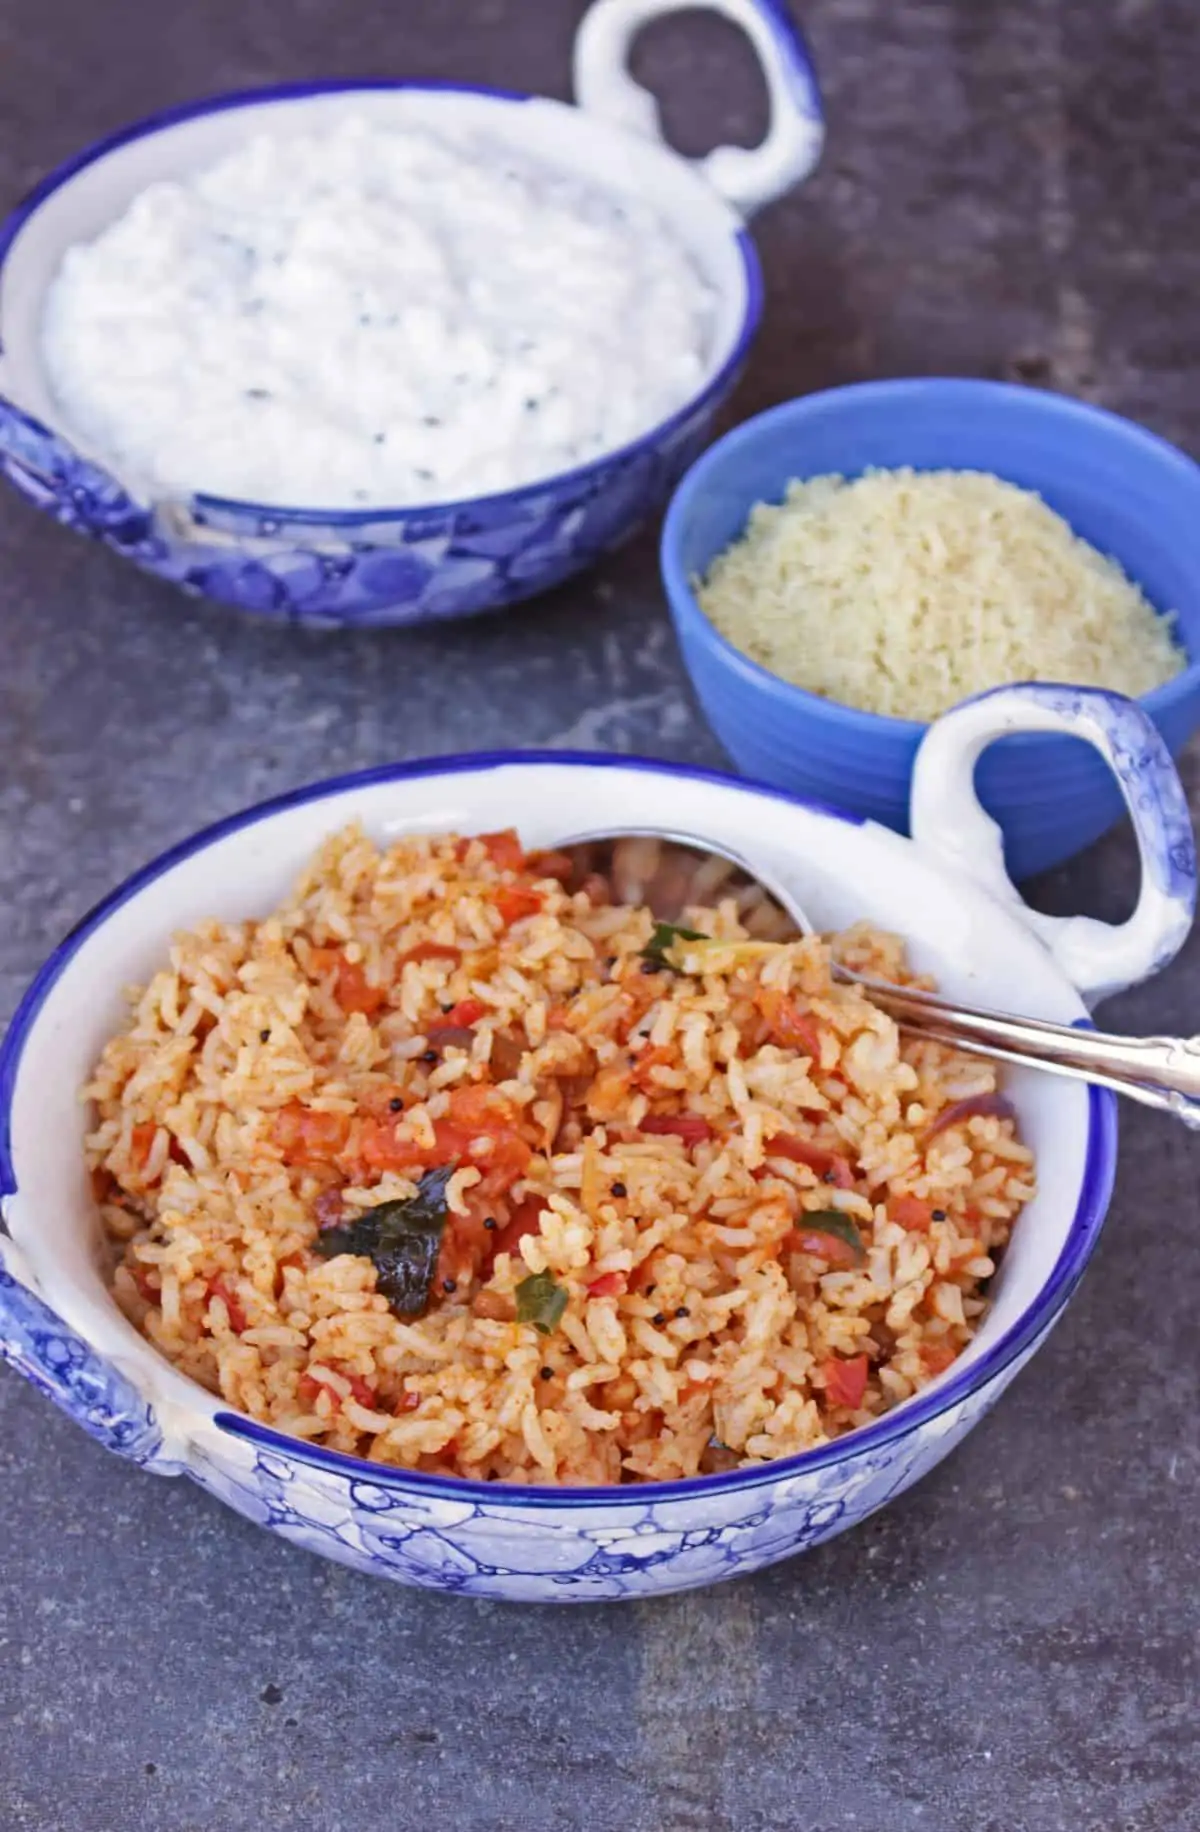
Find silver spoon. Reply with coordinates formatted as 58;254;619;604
554;827;1200;1130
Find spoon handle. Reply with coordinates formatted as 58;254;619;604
848;972;1200;1124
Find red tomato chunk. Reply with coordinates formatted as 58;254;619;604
478;830;526;873
273;1104;351;1168
639;1114;713;1146
298;1370;377;1411
766;1133;855;1188
890;1195;934;1232
822;1353;868;1410
205;1276;247;1334
585;1271;628;1299
441;998;487;1028
494;886;543;927
755;988;822;1060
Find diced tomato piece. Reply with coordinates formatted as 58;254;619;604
639;1114;713;1146
526;849;574;884
822;1353;868;1409
628;1257;660;1295
494;885;543;927
487;1193;546;1264
273;1252;306;1298
397;941;461;969
354;1116;422;1175
441;1085;500;1128
361;1083;409;1119
586;1064;632;1121
307;947;386;1015
442;998;487;1028
766;1133;855;1188
395;1390;422;1413
206;1276;247;1334
131;1262;161;1302
130;1121;158;1171
586;1270;628;1299
334;955;386;1016
788;1228;862;1270
755;989;823;1061
345;1373;378;1409
298;1370;376;1411
890;1195;935;1233
351;1121;451;1180
129;1125;183;1172
314;1188;345;1230
349;1085;529;1192
477;1131;533;1198
920;1341;958;1377
273;1104;352;1168
478;829;526;873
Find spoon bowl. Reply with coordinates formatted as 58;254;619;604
555;827;803;936
557;825;1200;1129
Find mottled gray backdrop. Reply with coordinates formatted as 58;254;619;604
1;2;1198;1828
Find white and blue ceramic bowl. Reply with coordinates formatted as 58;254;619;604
0;0;823;628
0;684;1193;1602
663;378;1200;878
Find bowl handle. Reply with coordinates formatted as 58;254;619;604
910;684;1196;1009
0;393;155;546
572;0;824;216
0;1235;181;1472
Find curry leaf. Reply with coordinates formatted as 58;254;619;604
641;921;708;971
515;1270;568;1336
315;1166;453;1316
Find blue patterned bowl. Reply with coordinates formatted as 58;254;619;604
662;378;1200;877
0;0;824;627
0;712;1192;1599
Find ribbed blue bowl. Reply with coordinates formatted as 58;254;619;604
662;378;1200;879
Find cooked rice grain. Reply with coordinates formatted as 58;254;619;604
87;825;1035;1486
696;468;1183;721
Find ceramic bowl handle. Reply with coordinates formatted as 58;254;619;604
572;0;824;217
910;684;1196;1009
0;394;154;545
0;1236;180;1471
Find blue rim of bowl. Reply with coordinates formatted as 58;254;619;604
661;376;1200;738
0;80;765;527
0;750;1116;1508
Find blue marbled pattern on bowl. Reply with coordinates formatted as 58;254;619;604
0;381;740;627
0;1236;1061;1602
0;752;1123;1603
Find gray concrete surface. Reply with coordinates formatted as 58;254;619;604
2;2;1199;1828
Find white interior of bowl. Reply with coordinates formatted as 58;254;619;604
0;87;753;503
2;760;1099;1447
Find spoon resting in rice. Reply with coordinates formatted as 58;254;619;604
555;830;1200;1129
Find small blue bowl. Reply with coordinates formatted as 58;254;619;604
662;378;1200;878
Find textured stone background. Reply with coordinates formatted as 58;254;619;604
2;3;1199;1828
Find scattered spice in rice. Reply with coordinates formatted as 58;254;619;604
87;825;1036;1486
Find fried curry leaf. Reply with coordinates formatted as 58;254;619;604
515;1269;568;1336
315;1166;453;1316
641;921;708;971
793;1208;867;1264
